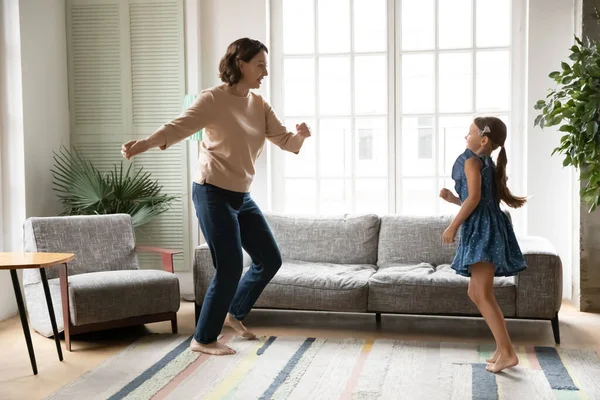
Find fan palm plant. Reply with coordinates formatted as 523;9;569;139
51;146;178;227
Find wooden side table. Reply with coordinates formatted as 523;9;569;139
0;252;74;375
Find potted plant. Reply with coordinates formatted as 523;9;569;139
51;146;177;227
534;35;600;212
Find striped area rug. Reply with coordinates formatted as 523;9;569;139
48;334;600;399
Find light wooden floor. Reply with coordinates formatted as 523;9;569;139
1;300;599;400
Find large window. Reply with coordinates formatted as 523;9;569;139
270;0;523;217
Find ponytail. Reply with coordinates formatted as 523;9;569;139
495;146;526;208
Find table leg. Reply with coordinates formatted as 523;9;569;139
39;268;63;361
10;269;38;375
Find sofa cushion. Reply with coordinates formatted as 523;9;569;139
377;215;457;267
23;214;139;283
253;260;376;312
367;263;516;316
264;213;381;264
67;269;180;326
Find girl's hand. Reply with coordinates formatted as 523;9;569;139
442;225;458;244
295;123;312;138
440;188;454;202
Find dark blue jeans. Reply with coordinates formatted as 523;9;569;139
192;182;282;344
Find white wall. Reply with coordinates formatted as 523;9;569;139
19;0;70;219
0;0;70;320
526;0;576;299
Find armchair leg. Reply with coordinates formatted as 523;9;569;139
59;263;72;352
171;315;178;334
376;312;382;327
551;312;560;344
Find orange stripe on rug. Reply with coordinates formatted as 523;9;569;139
338;339;374;400
151;335;233;400
526;346;542;370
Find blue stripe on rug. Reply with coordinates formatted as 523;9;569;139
107;335;193;400
259;337;316;400
535;346;578;390
471;363;498;400
257;336;277;355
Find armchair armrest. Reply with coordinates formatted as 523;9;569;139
515;236;563;319
135;245;183;273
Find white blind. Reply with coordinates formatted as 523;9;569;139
66;0;189;271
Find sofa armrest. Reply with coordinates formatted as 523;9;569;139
136;245;183;274
193;244;252;303
515;236;563;319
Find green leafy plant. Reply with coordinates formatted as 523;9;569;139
51;146;178;227
534;35;600;212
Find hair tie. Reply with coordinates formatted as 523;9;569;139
478;125;491;136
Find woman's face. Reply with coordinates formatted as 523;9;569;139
239;50;269;89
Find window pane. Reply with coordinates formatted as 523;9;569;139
284;58;315;116
438;0;472;49
319;118;352;177
439;178;459;216
319;57;351;115
476;0;510;47
402;0;435;50
353;0;387;52
439;52;472;113
402;54;435;114
283;0;314;54
355;55;387;114
284;119;316;178
356;179;387;214
402;117;435;176
401;179;437;215
438;115;473;176
284;179;317;214
476;51;510;112
356;118;387;177
320;179;352;214
318;0;350;53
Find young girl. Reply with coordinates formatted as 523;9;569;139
440;116;527;373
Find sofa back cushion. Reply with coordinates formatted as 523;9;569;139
23;214;139;283
377;215;457;267
264;213;381;264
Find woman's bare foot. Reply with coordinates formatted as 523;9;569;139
486;351;519;373
486;350;499;363
224;313;256;339
190;338;236;356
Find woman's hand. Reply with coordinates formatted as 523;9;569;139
442;225;458;244
296;123;311;138
121;139;151;160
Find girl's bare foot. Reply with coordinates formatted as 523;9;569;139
224;313;256;340
486;351;519;373
190;338;235;356
486;350;499;363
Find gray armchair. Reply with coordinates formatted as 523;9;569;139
22;214;181;351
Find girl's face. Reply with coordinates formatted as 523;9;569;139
465;123;488;153
239;50;269;89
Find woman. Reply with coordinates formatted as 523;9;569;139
121;38;311;356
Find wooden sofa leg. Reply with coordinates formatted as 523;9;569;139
551;312;560;344
171;314;178;334
376;312;382;327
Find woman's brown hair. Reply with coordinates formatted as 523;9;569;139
218;38;268;86
473;117;526;208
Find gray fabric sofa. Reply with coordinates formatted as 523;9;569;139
23;214;181;350
193;213;563;343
